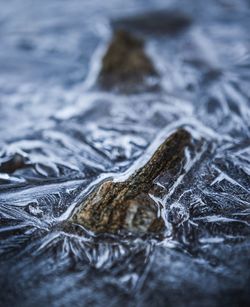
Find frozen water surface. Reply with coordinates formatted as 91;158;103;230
0;0;249;306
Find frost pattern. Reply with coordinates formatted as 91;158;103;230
0;0;249;306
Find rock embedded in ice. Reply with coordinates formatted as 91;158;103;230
70;129;192;235
98;30;158;92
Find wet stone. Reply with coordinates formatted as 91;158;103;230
70;129;192;236
98;30;158;92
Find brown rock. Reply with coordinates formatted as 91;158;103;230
0;154;28;174
70;129;192;235
98;30;158;92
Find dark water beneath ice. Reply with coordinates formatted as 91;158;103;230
0;0;250;306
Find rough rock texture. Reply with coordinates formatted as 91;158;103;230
70;129;192;235
98;30;158;92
